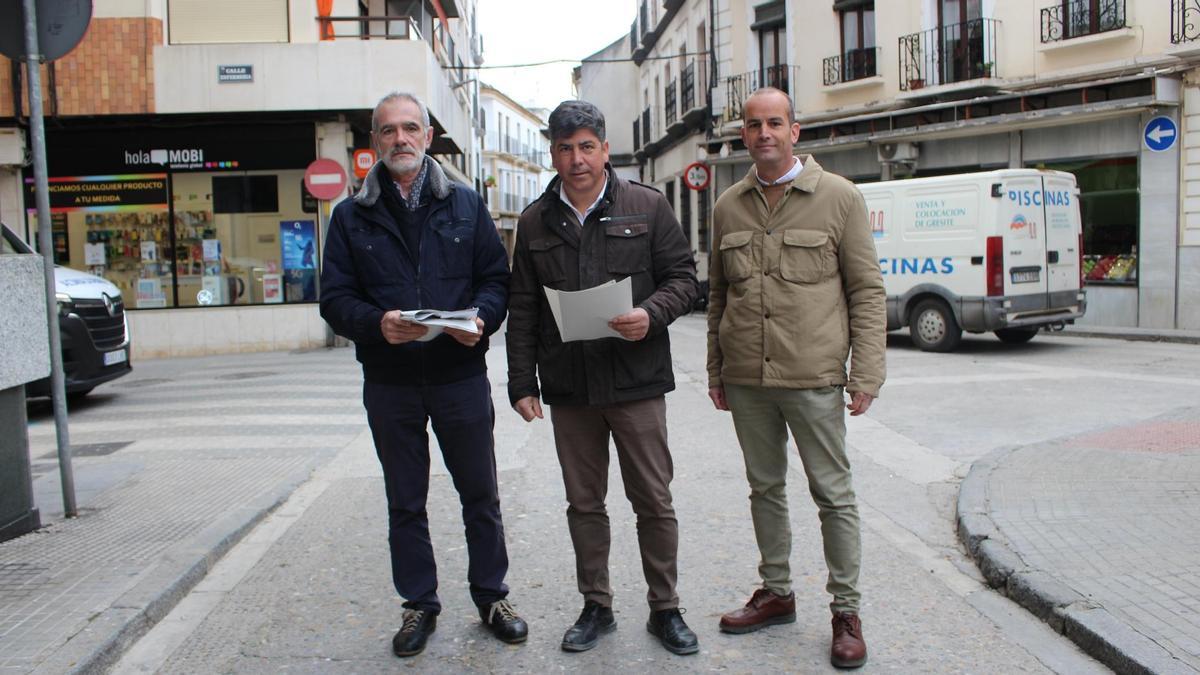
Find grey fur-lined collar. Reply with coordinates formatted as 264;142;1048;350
354;156;451;207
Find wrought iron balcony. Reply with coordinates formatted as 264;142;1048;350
640;107;651;149
665;79;678;126
722;64;800;123
1041;0;1126;42
899;18;997;92
822;47;880;86
317;15;421;40
633;118;641;151
1173;0;1200;44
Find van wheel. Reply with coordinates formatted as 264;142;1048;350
995;327;1039;344
909;299;962;352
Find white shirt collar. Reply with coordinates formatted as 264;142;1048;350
559;174;608;225
756;156;803;187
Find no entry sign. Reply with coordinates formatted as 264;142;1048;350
304;158;347;200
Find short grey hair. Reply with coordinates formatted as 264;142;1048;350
744;87;796;124
548;100;606;142
373;92;430;131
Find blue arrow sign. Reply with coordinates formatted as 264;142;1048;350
1144;116;1178;152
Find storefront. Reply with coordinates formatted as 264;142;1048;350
24;122;319;311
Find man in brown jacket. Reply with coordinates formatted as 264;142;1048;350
707;87;886;669
506;100;700;656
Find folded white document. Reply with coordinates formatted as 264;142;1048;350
544;277;634;342
399;307;479;342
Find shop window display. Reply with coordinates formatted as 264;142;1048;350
1032;157;1138;285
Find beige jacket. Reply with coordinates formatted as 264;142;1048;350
707;156;886;396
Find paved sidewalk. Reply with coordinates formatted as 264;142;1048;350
0;348;367;674
958;407;1200;674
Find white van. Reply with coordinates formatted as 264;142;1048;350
1;223;132;397
858;169;1086;351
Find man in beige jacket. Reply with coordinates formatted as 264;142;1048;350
706;87;885;669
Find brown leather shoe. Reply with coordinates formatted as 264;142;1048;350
830;612;867;669
718;588;796;634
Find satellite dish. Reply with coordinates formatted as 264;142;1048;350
0;0;93;63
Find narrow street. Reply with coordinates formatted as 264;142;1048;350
12;317;1199;672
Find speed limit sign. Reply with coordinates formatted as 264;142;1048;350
683;162;711;191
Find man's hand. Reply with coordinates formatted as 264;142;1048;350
846;391;875;416
513;396;543;422
381;310;429;344
609;307;650;341
708;385;729;411
444;317;485;347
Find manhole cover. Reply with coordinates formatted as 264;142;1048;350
41;441;133;459
214;371;279;381
118;378;172;388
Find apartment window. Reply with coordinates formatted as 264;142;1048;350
837;1;876;81
937;0;984;83
1061;0;1126;38
168;0;289;44
678;178;692;245
752;1;788;92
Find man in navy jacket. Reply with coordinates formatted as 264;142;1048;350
320;92;525;658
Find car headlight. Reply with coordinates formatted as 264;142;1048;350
55;292;74;316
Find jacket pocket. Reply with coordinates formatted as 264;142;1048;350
347;226;392;282
530;237;568;284
779;229;828;284
611;336;667;390
436;221;475;279
604;222;650;274
719;230;754;282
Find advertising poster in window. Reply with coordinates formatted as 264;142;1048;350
280;220;317;302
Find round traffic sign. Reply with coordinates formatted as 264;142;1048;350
1144;116;1178;153
352;149;377;179
683;162;711;191
0;0;92;62
304;158;348;201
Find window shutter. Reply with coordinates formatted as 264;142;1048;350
168;0;289;44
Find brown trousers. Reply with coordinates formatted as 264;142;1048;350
550;395;680;611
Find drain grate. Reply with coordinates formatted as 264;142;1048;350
41;441;133;459
214;371;279;381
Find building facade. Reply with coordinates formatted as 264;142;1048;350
0;0;485;357
479;85;551;257
587;0;1199;330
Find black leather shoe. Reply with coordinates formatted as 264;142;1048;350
646;608;699;655
562;600;617;652
392;608;437;657
479;599;529;644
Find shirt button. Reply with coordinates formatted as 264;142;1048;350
625;228;632;235
766;229;773;235
765;357;771;362
764;313;770;319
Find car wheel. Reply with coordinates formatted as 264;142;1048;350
994;327;1039;344
909;299;962;352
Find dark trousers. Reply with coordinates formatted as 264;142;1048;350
364;374;509;613
550;396;680;611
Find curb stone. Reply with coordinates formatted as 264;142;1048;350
956;446;1186;674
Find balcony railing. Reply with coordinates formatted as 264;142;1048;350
899;18;997;91
665;79;678;126
722;64;800;122
822;47;880;86
317;15;420;40
681;62;696;112
1041;0;1126;42
1172;0;1199;43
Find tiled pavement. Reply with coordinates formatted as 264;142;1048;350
0;348;366;673
959;407;1200;674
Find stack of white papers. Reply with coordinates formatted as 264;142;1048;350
543;277;634;342
399;307;479;342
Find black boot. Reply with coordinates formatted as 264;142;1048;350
562;600;617;652
647;608;699;655
392;608;437;657
479;599;529;644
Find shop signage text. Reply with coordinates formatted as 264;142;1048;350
24;174;169;212
218;65;254;83
125;148;209;170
